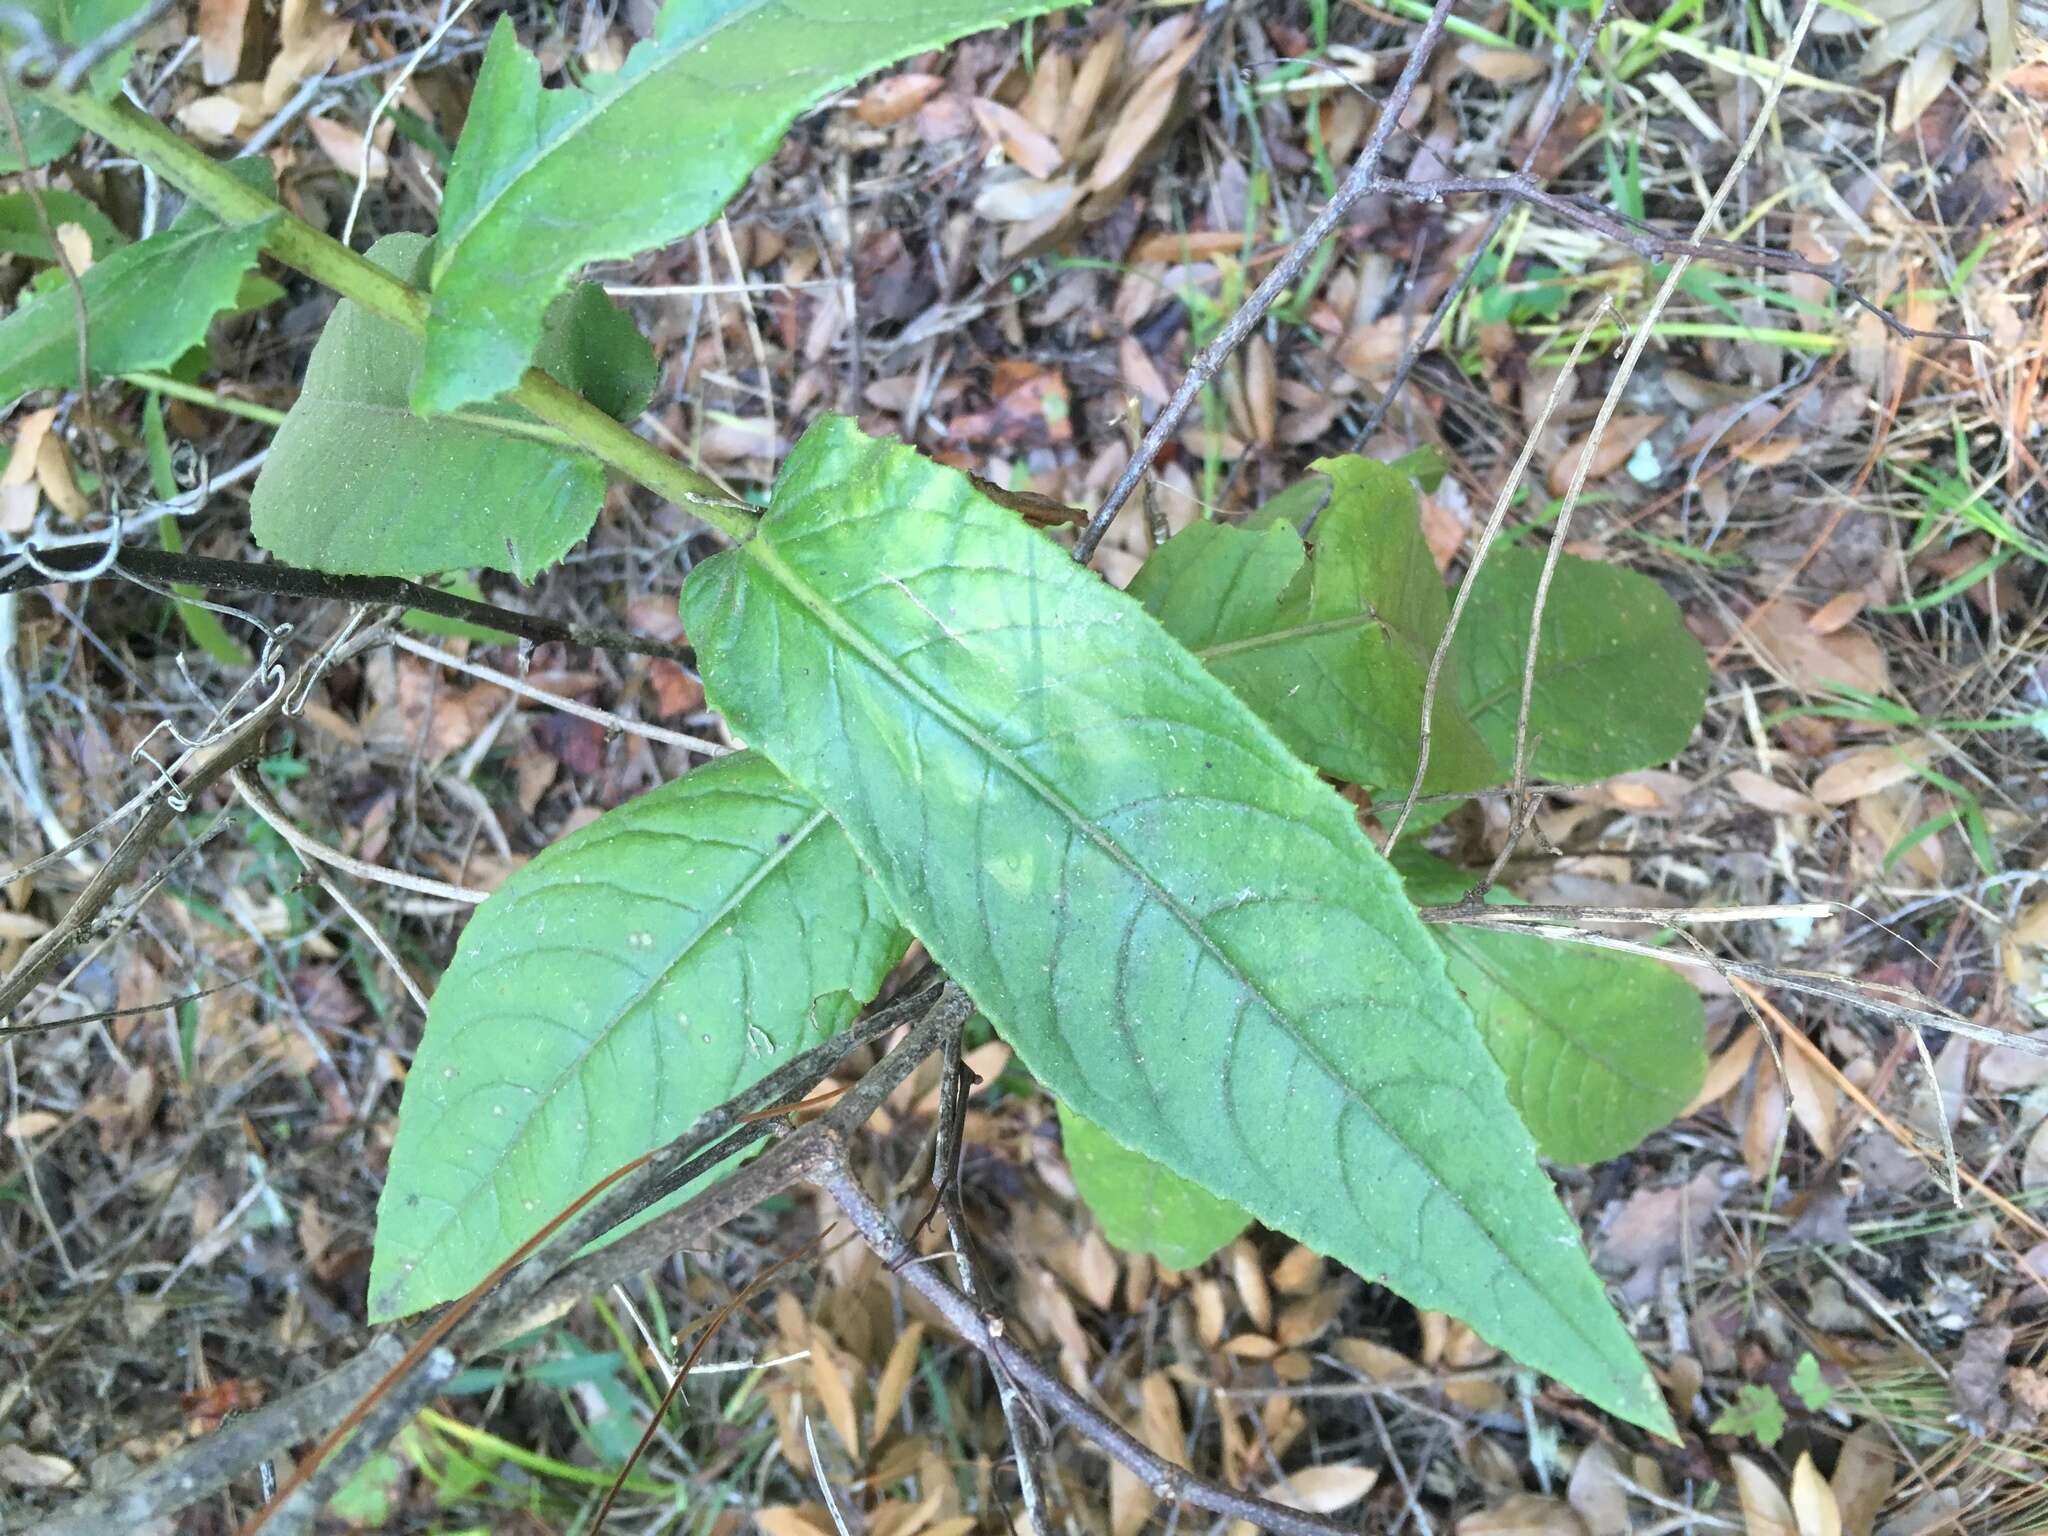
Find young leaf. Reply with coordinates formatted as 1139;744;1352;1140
414;0;1075;415
1453;543;1708;783
0;0;152;170
0;194;273;404
368;751;908;1319
1059;1102;1248;1270
0;188;126;262
1130;456;1498;793
680;417;1672;1433
250;233;657;580
1396;851;1706;1164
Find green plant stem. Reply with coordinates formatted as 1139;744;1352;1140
43;89;752;541
123;371;288;426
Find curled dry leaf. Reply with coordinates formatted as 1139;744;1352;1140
1547;415;1665;498
1780;1042;1841;1158
1791;1452;1843;1536
1087;27;1204;193
1262;1463;1379;1515
1728;769;1826;818
1456;1493;1589;1535
1744;600;1891;696
1812;743;1931;806
1732;1453;1798;1536
855;72;945;128
970;97;1063;179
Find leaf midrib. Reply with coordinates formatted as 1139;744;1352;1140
741;529;1627;1384
399;796;831;1288
1194;610;1380;662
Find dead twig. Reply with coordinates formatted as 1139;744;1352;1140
1072;0;1460;564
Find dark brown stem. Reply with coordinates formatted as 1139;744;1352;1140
0;543;699;665
1071;0;1461;563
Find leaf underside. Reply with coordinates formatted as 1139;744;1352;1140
250;232;656;580
416;0;1077;414
369;750;908;1319
679;416;1671;1432
1396;851;1706;1164
1453;544;1709;783
1059;1102;1248;1270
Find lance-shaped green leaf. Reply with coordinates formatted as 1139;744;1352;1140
0;188;125;262
1397;851;1706;1164
251;233;656;580
680;417;1672;1433
1060;1102;1248;1270
1453;543;1708;783
368;750;909;1320
1;0;152;170
414;0;1074;415
0;192;272;404
1129;456;1498;794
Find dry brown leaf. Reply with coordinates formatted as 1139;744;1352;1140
1828;1423;1894;1536
2;407;57;487
1245;333;1277;447
1087;30;1203;193
1056;27;1122;157
1119;334;1171;407
197;0;255;84
1229;1237;1272;1332
1732;1453;1797;1536
970;97;1063;178
177;91;256;142
755;1507;837;1536
1812;744;1929;806
1192;1278;1226;1348
855;73;944;128
1275;1286;1345;1348
1780;1042;1841;1157
2022;1119;2048;1190
807;1323;862;1459
1128;228;1248;261
1073;1228;1118;1311
261;0;352;112
2;482;38;533
1222;1332;1280;1359
1807;591;1867;634
307;114;388;180
972;174;1077;224
871;1320;925;1437
0;1444;80;1489
1456;1494;1588;1535
1728;769;1825;818
1331;1336;1417;1381
54;221;93;272
1456;42;1547;83
1547;415;1664;497
1744;600;1890;695
1744;1049;1787;1181
0;911;51;939
1271;1243;1323;1295
1790;1452;1842;1536
1566;1442;1631;1536
4;1109;63;1138
1262;1464;1379;1515
34;431;90;522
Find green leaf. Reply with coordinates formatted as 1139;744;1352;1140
1396;851;1705;1164
0;188;125;262
1130;456;1499;793
250;233;657;580
368;750;908;1319
680;417;1671;1433
1059;1102;1247;1270
414;0;1075;415
0;0;151;171
1710;1383;1787;1448
1452;544;1708;783
1789;1352;1835;1411
0;195;274;404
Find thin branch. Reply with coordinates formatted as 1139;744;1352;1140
1072;0;1460;563
0;542;701;665
389;631;726;757
230;766;485;907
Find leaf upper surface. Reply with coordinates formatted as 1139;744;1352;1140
1130;457;1498;793
250;233;656;579
3;0;152;170
416;0;1073;414
679;417;1670;1431
1452;544;1708;782
0;196;272;403
1397;851;1706;1163
368;750;908;1319
1059;1102;1247;1269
